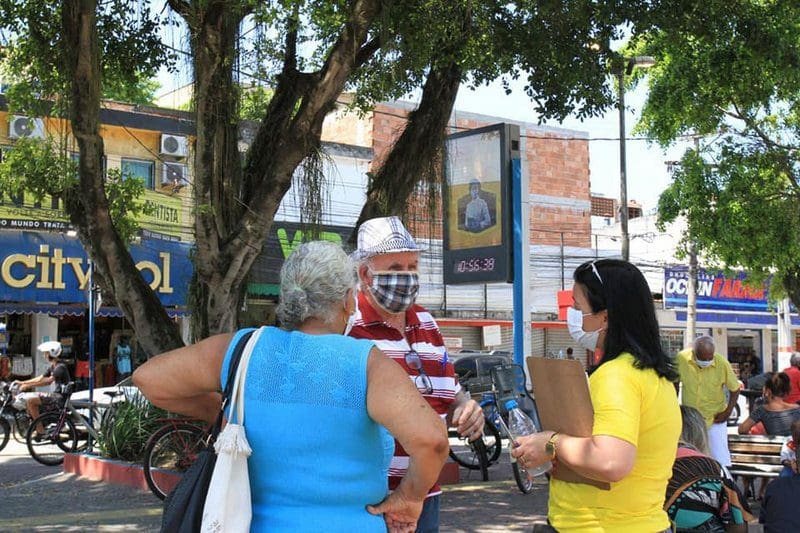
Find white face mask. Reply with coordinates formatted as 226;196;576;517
566;306;603;352
695;358;713;368
343;289;359;336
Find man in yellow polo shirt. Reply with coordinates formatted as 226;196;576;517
677;336;741;466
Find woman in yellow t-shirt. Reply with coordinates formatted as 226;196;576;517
513;259;681;532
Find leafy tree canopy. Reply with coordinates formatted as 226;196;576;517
633;1;800;304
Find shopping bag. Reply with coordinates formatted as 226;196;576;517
200;327;263;533
160;329;257;533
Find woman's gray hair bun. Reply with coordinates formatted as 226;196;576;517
277;241;357;330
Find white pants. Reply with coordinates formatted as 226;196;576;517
708;421;731;467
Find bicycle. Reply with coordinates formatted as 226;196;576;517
0;381;33;452
142;417;209;500
25;382;122;466
455;363;543;493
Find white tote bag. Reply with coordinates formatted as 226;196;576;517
201;327;264;533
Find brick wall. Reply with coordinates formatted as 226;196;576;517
329;101;592;248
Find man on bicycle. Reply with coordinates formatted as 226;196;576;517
13;341;71;437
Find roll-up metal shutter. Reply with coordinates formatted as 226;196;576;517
440;325;482;351
545;327;573;358
531;328;546;358
495;326;514;352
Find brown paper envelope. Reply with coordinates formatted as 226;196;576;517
527;356;611;490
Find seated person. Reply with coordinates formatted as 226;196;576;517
14;342;71;436
759;470;800;532
779;419;800;477
666;406;752;532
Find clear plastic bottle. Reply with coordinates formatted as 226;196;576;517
505;399;552;476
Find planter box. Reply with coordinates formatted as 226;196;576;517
63;452;179;493
64;452;457;492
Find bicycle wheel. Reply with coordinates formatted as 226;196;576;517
144;422;206;500
13;413;31;443
512;461;535;494
449;418;501;470
26;412;78;466
0;417;9;452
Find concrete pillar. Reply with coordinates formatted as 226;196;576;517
777;298;793;371
31;314;58;390
712;327;728;359
762;327;774;372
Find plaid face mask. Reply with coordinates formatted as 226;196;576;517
369;270;420;313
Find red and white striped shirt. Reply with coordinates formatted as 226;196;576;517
349;292;460;497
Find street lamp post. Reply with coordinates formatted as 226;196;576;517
616;55;655;261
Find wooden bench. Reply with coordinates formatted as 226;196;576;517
728;434;785;479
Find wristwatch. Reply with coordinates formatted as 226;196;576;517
545;432;560;460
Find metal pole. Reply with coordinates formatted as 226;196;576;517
560;232;565;290
685;136;700;348
87;260;95;452
483;284;488;319
617;67;629;262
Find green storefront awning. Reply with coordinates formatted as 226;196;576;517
248;283;280;297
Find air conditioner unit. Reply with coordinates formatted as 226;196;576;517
8;115;45;140
162;162;189;186
160;134;188;157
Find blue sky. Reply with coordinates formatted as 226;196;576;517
453;78;691;211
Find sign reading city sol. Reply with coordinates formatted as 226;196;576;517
0;231;192;307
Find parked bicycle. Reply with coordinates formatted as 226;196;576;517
452;363;542;493
142;417;209;500
0;381;33;452
25;382;122;465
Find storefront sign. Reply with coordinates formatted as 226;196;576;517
250;221;354;286
664;266;770;312
0;189;187;241
0;231;192;307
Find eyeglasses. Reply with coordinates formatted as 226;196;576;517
405;350;433;394
590;260;603;284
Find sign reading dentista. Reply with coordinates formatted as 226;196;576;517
663;266;771;312
0;231;192;307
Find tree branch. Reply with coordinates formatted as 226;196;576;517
283;5;300;73
355;36;381;68
165;0;192;20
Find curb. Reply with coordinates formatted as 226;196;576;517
63;452;178;494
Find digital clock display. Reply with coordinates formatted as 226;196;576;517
442;123;516;285
454;257;496;274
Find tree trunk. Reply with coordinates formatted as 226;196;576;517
182;0;385;337
62;0;183;356
350;59;463;242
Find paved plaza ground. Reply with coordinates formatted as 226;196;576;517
0;438;549;532
0;436;769;532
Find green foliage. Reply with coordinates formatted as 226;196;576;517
96;391;167;462
0;138;151;243
0;137;77;201
634;1;800;302
239;85;274;121
0;0;171;115
106;168;156;243
103;73;161;105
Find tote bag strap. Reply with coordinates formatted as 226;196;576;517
228;326;265;426
209;329;255;439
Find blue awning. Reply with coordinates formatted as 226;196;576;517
0;302;188;318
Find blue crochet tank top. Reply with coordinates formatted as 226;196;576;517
221;327;394;532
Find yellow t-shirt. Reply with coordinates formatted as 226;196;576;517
676;349;741;426
548;353;681;532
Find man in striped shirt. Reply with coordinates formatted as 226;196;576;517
349;216;485;533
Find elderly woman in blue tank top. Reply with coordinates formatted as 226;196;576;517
134;241;449;532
